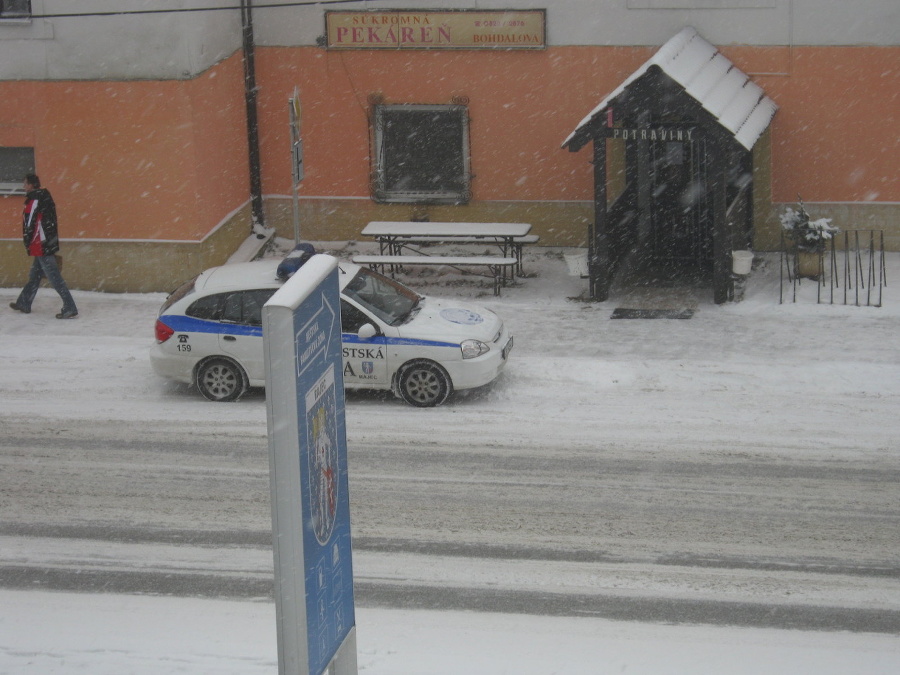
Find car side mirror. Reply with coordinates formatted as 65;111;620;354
357;323;378;340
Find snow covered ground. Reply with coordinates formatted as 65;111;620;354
1;243;898;673
3;589;899;675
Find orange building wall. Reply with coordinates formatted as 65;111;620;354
2;45;895;250
254;45;645;202
0;53;249;245
752;47;898;203
254;44;898;208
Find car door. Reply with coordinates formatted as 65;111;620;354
217;289;276;382
178;292;227;365
340;299;390;388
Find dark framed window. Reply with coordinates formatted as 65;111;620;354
0;1;31;19
372;104;470;204
0;146;34;194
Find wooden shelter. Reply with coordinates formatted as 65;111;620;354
563;27;777;304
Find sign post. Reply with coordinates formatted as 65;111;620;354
264;254;357;675
289;88;304;245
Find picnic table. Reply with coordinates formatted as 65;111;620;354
355;221;535;295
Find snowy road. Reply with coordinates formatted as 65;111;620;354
1;250;899;635
1;415;898;633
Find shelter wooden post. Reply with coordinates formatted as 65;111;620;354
590;138;609;301
709;140;731;304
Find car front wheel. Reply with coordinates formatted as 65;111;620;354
196;357;248;402
397;360;452;407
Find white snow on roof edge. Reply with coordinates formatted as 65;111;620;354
563;27;778;151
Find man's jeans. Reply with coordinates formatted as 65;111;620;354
16;255;78;314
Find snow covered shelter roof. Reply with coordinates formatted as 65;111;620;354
563;27;777;151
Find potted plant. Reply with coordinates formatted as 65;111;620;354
780;197;839;279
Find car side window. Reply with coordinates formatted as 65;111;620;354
243;289;276;326
340;300;374;333
186;293;223;320
221;292;243;323
219;289;277;326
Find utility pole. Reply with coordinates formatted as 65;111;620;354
241;0;265;232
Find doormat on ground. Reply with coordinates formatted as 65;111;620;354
611;308;694;319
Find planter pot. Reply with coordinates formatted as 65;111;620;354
796;250;822;280
732;250;753;275
564;250;589;278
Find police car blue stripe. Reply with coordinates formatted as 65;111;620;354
161;314;460;349
343;334;459;349
161;315;263;337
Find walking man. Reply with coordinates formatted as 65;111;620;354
10;173;79;319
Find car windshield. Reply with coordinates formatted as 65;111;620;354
343;267;421;326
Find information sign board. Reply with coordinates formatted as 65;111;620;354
264;255;356;675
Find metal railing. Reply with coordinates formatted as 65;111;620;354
780;230;886;306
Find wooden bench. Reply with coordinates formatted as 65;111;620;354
381;233;540;275
352;255;518;296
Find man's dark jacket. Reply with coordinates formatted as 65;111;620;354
23;187;59;256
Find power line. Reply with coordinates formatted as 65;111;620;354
28;0;385;20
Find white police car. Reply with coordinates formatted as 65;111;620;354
150;257;513;406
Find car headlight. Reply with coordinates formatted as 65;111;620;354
461;339;490;360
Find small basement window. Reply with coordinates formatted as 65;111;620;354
372;104;470;204
0;1;31;19
0;147;34;194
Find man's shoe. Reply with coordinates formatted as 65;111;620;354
56;309;78;319
9;302;30;314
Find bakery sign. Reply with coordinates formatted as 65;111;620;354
325;9;546;50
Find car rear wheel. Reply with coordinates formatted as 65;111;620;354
397;360;452;407
196;357;248;402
